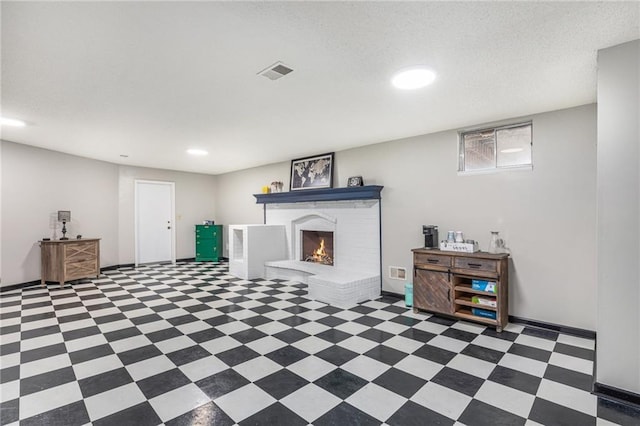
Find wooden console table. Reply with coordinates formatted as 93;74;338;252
40;238;100;286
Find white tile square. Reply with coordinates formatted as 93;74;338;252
19;382;83;419
175;320;210;335
246;335;288;355
85;383;146;421
334;321;370;336
72;355;124;380
20;333;64;351
97;319;134;333
556;334;595;350
332;310;363;321
227;309;258;320
216;321;251;335
451;321;486;334
20;317;58;331
342;355;391;381
109;335;152;354
200;336;241;355
281;383;341;422
394;354;444;381
179;355;228;381
20;354;71;379
137;320;173;334
346;382;407;421
155;336;197;354
0;380;19;403
548;352;593;375
498;353;548;377
125;355;177;381
471;334;513;352
214;384;276;422
515;334;556;351
475;380;535;418
149;383;210;422
382;335;424;354
262;310;293;321
337;336;380;354
447;354;496;379
411;381;472;420
233;356;283;382
297;310;328;321
255;321;290;336
536;379;597;416
59;318;96;332
368;310;398;321
292;336;333;354
428;335;469;353
64;334;108;353
295;321;330;336
287;356;337;382
413;320;448;335
299;300;327;310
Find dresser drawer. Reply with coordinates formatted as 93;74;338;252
196;225;220;239
453;257;498;273
65;260;98;280
414;253;452;268
64;242;98;262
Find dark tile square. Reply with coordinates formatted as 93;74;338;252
56;312;92;324
278;316;310;327
137;368;191;399
553;342;595;361
432;367;484;397
239;402;307;426
0;399;18;424
20;400;90;426
426;315;456;326
388;315;422;327
167;314;199;326
130;313;163;325
255;369;309;399
188;328;224;343
0;366;19;384
314;402;380;426
230;328;268;344
204;315;236;327
315;328;352;344
507;343;551;363
93;312;127;324
0;341;19;355
461;344;505;364
20;342;67;364
373;367;427;398
0;324;20;336
364;345;409;365
317;316;348;327
399;328;436;343
69;343;115;364
167;345;212;366
412;344;457;365
481;327;519;341
458;399;526;426
273;328;309;344
316;345;359;366
166;401;234;426
62;326;101;341
78;367;133;398
522;326;559;341
241;315;272;327
529;397;595;426
250;305;277;315
104;326;142;342
20;325;60;340
387;400;455;426
383;305;409;314
350;305;376;314
217;346;260;367
92;402;162;426
119;302;147;312
196;369;250;399
314;368;368;399
441;327;478;342
283;305;310;315
488;365;541;395
358;328;394;343
118;344;163;365
147;327;183;343
183;303;210;314
317;305;342;315
597;397;640;426
543;365;593;392
20;366;77;396
265;345;308;367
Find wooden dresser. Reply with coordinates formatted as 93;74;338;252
40;238;100;286
412;248;509;332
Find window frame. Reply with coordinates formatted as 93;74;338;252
458;121;533;174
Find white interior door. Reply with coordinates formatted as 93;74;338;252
135;180;175;265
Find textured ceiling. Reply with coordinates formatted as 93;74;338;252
1;2;638;174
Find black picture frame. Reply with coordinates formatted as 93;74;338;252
347;176;363;187
290;152;334;191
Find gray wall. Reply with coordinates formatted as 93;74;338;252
215;104;597;330
596;40;640;394
117;166;217;265
0;141;120;285
0;142;218;286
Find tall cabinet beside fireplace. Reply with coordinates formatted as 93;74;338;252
195;224;223;262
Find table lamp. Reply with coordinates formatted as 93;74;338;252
58;210;71;240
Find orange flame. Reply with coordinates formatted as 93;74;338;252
312;239;326;261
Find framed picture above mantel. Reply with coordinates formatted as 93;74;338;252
290;152;334;191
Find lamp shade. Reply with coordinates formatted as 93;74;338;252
57;210;71;222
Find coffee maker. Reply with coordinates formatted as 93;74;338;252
422;225;439;248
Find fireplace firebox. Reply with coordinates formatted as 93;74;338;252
301;230;334;265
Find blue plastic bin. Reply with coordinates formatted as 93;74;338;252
405;282;413;307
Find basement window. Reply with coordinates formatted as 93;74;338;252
458;122;532;173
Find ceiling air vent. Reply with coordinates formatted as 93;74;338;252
258;61;294;81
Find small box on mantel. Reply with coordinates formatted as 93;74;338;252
439;241;479;253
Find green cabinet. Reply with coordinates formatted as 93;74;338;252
195;224;222;262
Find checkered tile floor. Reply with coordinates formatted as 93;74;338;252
1;262;639;425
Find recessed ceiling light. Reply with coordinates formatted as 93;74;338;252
500;148;524;153
187;148;208;156
391;67;436;90
0;116;26;127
